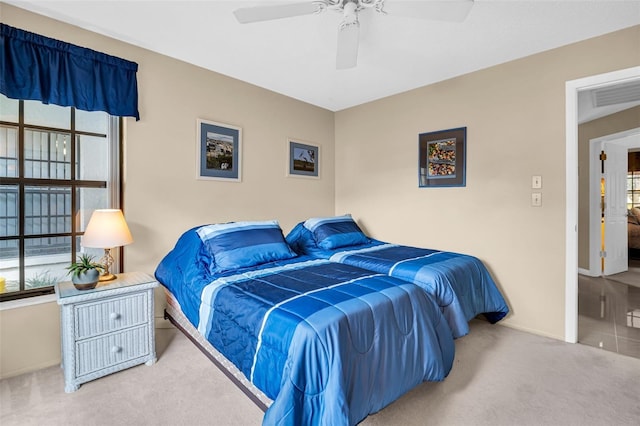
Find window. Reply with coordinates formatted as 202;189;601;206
629;152;640;210
0;94;121;301
629;170;640;210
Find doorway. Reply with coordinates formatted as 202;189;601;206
565;66;640;344
587;130;640;277
579;131;640;359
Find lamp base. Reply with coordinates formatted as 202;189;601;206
98;248;116;282
99;273;116;282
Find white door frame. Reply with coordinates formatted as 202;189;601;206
565;66;640;343
588;129;640;277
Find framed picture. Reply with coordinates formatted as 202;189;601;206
419;127;466;188
196;119;242;181
287;139;320;178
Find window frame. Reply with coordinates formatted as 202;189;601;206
629;169;640;210
0;100;122;302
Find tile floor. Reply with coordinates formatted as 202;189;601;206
578;259;640;359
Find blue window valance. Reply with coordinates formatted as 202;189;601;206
0;23;140;120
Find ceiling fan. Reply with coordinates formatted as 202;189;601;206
233;0;474;70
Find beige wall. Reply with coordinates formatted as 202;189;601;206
0;3;335;379
334;26;640;339
0;301;60;378
1;2;639;378
577;106;640;270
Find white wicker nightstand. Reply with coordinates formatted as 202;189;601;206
55;271;158;393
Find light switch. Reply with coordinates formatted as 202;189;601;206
532;175;542;189
532;192;542;207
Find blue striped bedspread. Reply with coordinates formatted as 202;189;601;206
287;223;509;338
155;228;455;425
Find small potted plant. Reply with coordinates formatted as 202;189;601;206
66;254;104;290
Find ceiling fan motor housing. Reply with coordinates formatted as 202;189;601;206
341;1;359;28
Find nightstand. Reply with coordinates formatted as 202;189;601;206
55;271;158;393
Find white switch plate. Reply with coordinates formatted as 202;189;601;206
532;175;542;189
532;192;542;207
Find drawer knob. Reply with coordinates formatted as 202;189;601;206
109;312;120;320
111;346;122;354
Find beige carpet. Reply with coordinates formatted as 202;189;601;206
2;320;640;426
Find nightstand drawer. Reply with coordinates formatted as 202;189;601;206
74;292;149;339
76;325;151;377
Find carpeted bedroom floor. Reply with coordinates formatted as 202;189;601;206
2;319;639;426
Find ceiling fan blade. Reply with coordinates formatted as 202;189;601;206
234;2;323;24
382;0;474;22
336;22;359;70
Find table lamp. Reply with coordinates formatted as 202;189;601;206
82;209;134;281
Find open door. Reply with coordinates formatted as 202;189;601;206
602;141;628;276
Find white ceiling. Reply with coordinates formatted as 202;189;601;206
5;0;640;114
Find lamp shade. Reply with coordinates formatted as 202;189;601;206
82;209;134;248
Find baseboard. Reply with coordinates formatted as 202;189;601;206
497;319;564;342
0;358;60;381
578;267;598;277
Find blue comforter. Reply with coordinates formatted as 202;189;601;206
287;223;509;338
155;228;455;425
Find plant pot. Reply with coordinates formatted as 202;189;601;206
71;269;100;290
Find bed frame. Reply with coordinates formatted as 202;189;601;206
162;291;272;413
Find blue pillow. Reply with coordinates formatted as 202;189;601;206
196;221;296;273
303;215;369;250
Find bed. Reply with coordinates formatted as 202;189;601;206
155;221;455;425
286;215;509;338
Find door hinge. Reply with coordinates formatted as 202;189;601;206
600;150;607;173
600;250;607;258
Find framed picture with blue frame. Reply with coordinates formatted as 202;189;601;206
287;139;320;179
196;119;242;181
419;127;466;187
